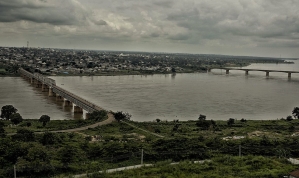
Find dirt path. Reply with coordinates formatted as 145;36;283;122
121;120;165;138
51;113;116;133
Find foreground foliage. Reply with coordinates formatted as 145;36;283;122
1;107;299;177
88;156;296;178
0;118;299;177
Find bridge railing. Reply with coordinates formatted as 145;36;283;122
19;68;56;87
19;68;104;113
19;68;34;78
53;86;97;113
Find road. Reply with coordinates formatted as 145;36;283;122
51;113;115;133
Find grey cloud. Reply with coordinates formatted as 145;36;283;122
1;0;299;57
0;0;49;8
150;32;160;37
153;1;173;8
94;20;107;26
0;0;88;25
168;33;189;41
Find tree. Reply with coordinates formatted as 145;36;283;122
114;111;131;122
88;110;108;121
58;146;85;167
286;115;293;121
240;118;247;122
10;113;23;125
292;107;299;119
156;118;161;123
0;121;5;137
16;144;53;176
1;105;17;120
198;114;206;121
171;67;176;73
26;122;32;127
40;132;57;145
39;115;50;126
227;118;235;126
196;114;212;130
12;129;35;142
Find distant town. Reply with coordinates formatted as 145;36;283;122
0;46;295;76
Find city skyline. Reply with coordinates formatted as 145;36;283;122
1;0;299;58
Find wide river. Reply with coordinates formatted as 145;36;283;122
1;60;299;121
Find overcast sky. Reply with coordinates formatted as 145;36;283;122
0;0;299;58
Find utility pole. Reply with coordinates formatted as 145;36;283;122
239;145;241;157
141;149;143;165
14;165;16;178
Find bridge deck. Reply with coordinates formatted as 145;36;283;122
19;68;103;113
210;67;299;73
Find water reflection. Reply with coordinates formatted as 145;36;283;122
0;77;84;120
171;73;176;79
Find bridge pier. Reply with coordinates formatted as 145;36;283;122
56;95;64;102
41;84;49;92
74;106;83;113
64;100;73;107
19;68;102;118
245;70;249;75
85;113;91;119
226;69;229;74
266;72;270;77
288;72;292;78
35;81;42;88
48;88;56;97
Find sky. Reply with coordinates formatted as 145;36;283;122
0;0;299;58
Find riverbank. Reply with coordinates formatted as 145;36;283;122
2;118;299;177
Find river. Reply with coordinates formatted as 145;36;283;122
1;60;299;121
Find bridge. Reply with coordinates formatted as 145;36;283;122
19;68;105;118
208;67;299;78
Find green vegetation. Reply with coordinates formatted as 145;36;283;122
2;118;102;134
0;108;108;133
0;64;20;76
10;113;23;125
113;111;131;122
0;69;6;75
293;107;299;119
0;105;18;120
88;156;296;178
88;110;108;121
1;106;299;177
1;117;299;177
39;115;50;127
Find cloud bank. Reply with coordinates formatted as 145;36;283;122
0;0;299;57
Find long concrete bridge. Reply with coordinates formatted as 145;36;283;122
19;68;104;119
208;67;299;78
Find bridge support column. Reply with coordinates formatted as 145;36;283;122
226;69;229;74
30;78;34;84
41;84;49;92
64;100;73;107
74;106;83;113
56;95;64;102
35;80;42;88
288;72;292;78
266;72;269;77
48;88;55;97
245;70;249;75
85;113;91;119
